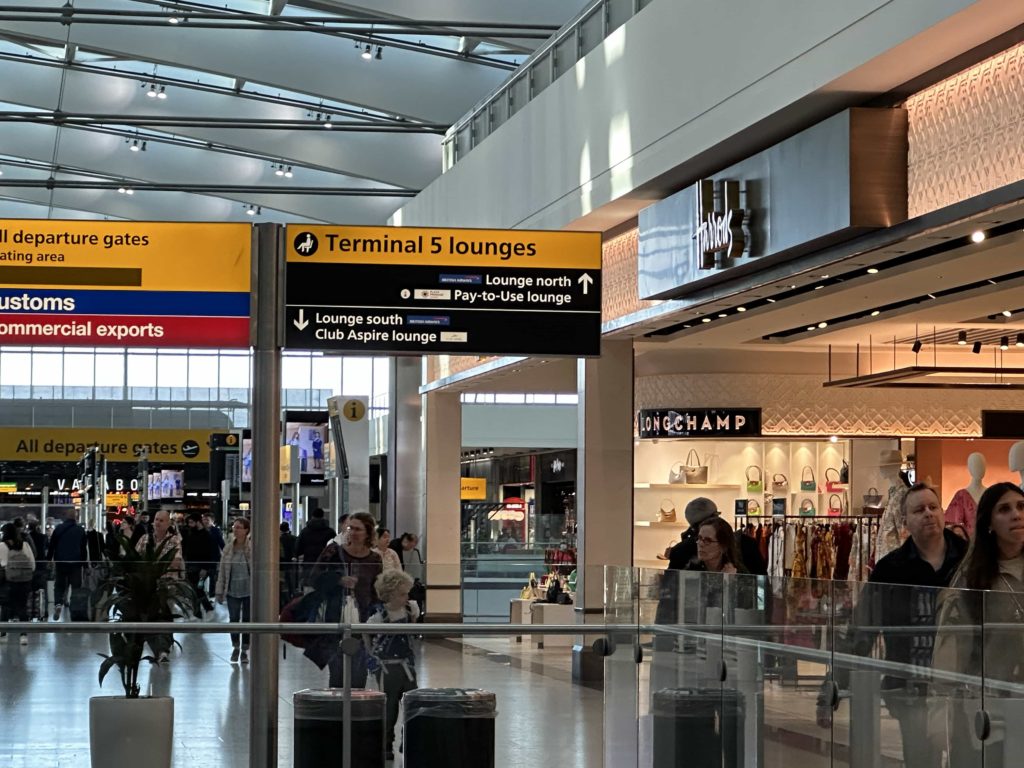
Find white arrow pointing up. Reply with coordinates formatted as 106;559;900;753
293;308;309;330
578;273;594;295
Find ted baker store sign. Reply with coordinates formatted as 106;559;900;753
637;408;762;439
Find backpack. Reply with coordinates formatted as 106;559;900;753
370;605;416;661
6;547;33;583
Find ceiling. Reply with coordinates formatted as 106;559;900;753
0;0;589;223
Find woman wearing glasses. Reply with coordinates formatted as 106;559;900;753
310;511;383;688
687;517;745;574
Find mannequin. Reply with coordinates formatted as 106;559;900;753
945;452;986;536
875;450;909;563
1010;441;1024;486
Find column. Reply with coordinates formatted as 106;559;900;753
386;356;425;539
573;339;634;682
421;389;462;621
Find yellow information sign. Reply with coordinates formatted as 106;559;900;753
286;225;601;270
0;221;250;291
460;477;487;500
0;428;211;463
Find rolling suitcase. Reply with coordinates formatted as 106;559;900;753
69;586;92;621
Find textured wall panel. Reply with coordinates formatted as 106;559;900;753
636;373;1019;437
907;41;1024;218
602;228;663;323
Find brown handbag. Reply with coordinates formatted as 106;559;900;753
682;449;708;484
656;499;677;523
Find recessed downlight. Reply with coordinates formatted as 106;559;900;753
736;306;747;312
806;326;816;331
701;317;711;324
818;322;828;329
866;267;879;274
717;313;727;318
814;285;824;290
971;230;986;243
870;310;880;317
1002;310;1013;318
765;298;776;303
957;331;968;345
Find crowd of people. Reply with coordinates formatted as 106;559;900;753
657;482;1024;767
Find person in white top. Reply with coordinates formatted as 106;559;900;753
374;527;402;572
1;522;36;645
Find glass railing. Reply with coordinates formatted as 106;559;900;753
2;561;1022;767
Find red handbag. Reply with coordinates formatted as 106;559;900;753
827;493;845;516
825;467;845;494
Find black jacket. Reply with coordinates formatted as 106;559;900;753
297;518;336;564
848;528;967;688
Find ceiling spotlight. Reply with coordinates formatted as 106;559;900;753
814;285;824;290
362;44;373;60
830;435;839;443
971;230;986;243
870;310;880;317
168;14;180;24
820;274;830;280
1002;310;1013;318
323;119;333;129
117;186;126;194
1001;336;1010;350
375;46;383;60
806;326;816;332
866;267;879;274
736;306;747;312
125;188;134;195
157;85;167;100
245;204;256;216
274;164;284;177
957;330;968;345
129;138;140;152
1016;333;1024;347
717;313;727;318
765;298;776;303
701;317;711;324
146;83;157;98
818;322;828;329
284;166;293;179
972;341;982;354
911;339;922;354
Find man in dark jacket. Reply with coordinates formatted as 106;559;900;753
297;508;336;584
666;498;766;574
280;521;299;601
182;513;218;614
839;483;967;768
48;509;88;621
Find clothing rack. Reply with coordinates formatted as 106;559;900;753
735;513;882;583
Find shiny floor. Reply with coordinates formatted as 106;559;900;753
0;614;604;768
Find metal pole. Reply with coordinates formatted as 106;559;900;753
250;223;282;768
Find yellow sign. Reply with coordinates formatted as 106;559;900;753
0;481;17;493
342;399;367;422
0;221;250;292
105;492;139;507
0;428;211;463
460;477;487;500
286;225;601;270
280;444;297;484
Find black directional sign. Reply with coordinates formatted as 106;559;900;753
284;226;602;356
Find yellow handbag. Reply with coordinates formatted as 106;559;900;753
657;499;677;523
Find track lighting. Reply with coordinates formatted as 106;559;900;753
362;44;372;60
1001;336;1010;351
375;46;383;60
274;164;284;177
911;339;922;354
244;203;260;216
284;166;293;179
146;83;157;98
957;331;967;345
157;86;167;100
972;341;982;354
323;118;332;129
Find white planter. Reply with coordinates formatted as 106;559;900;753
90;695;174;768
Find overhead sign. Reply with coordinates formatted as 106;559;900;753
460;477;487;500
0;221;251;347
637;408;762;439
284;225;601;356
0;428;211;463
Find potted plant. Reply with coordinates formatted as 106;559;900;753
89;534;197;768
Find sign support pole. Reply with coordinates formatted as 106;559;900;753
250;223;282;768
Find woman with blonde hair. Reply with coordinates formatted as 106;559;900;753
216;517;252;664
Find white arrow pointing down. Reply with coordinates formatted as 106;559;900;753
293;309;309;330
578;273;594;295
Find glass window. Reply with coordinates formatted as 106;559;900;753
32;352;63;386
372;357;390;403
64;353;95;388
219;354;251;390
0;351;32;386
311;356;342;395
556;394;579;404
282;353;311;392
126;352;157;387
495;393;525;404
95;352;125;388
188;353;218;389
342;357;372;396
157;353;188;388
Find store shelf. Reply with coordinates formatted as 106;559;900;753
634;520;687;528
633;483;742;490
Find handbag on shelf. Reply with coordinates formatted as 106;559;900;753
863;487;883;507
682;449;708;484
825;467;845;494
800;466;817;492
839;459;850;485
799;499;816;517
745;466;763;493
747;499;762;516
772;473;789;494
668;462;685;484
827;493;845;516
656;499;677;523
